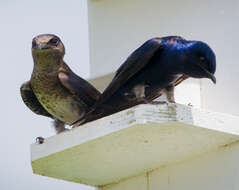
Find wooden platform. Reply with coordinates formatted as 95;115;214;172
31;103;239;187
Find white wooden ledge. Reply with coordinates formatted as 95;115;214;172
31;103;239;187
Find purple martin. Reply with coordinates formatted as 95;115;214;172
20;34;101;133
76;36;216;124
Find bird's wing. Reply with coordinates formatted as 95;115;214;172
173;75;189;86
20;81;53;118
94;38;164;107
58;68;101;107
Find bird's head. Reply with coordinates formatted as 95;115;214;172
32;34;65;57
182;41;216;84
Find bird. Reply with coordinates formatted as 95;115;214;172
75;36;216;125
20;34;101;133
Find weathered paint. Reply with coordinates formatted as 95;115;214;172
100;141;239;190
31;104;239;187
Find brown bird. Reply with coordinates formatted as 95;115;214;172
20;34;101;133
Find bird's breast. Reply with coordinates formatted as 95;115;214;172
31;73;85;124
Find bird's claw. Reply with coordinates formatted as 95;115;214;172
149;100;168;105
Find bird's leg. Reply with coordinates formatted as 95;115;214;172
148;85;175;105
132;84;167;105
148;89;168;105
164;85;175;103
132;84;149;103
53;119;68;134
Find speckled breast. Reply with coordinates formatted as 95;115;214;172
31;73;85;125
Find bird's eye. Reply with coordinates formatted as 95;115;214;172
199;56;210;71
200;56;206;62
32;40;37;48
49;37;59;45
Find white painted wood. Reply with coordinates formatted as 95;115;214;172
31;104;239;187
100;174;148;190
174;79;201;108
149;142;239;190
101;141;239;190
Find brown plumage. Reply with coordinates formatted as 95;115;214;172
20;34;101;133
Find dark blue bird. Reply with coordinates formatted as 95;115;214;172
76;36;216;124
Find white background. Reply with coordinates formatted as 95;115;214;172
0;1;94;190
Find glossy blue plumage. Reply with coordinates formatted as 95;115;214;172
97;36;216;105
78;36;217;124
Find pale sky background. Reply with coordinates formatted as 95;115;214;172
0;1;95;189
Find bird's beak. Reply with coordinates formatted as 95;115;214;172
32;43;50;50
197;64;216;84
207;72;216;84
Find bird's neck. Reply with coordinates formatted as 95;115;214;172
161;49;185;74
32;52;63;73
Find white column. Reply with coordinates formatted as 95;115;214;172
100;142;239;190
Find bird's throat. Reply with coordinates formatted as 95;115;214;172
32;52;62;73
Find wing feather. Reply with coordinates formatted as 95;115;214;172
58;67;101;107
20;81;52;118
94;38;164;108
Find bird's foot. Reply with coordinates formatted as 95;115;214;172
53;119;68;134
36;136;44;144
149;100;168;105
